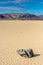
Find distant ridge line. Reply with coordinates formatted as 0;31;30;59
0;13;43;20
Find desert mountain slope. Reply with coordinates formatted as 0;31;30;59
0;13;41;20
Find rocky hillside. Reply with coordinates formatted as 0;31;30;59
0;13;41;20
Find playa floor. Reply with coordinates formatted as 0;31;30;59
0;20;43;65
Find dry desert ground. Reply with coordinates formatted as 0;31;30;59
0;20;43;65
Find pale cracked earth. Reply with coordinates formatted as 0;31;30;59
0;20;43;65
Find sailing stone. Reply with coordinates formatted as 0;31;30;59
17;49;34;58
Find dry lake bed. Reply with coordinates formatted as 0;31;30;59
0;20;43;65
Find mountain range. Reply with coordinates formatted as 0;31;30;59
0;13;43;20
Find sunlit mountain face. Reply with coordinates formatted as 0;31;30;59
0;13;41;20
0;0;43;15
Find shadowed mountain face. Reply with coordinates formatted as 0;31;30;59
39;15;43;18
0;13;41;20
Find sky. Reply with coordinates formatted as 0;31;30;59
0;0;43;15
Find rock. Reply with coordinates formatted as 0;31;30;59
17;49;34;58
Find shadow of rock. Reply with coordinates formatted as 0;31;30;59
33;54;40;57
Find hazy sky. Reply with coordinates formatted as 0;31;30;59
0;0;43;15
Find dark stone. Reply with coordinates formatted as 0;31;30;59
17;49;34;58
